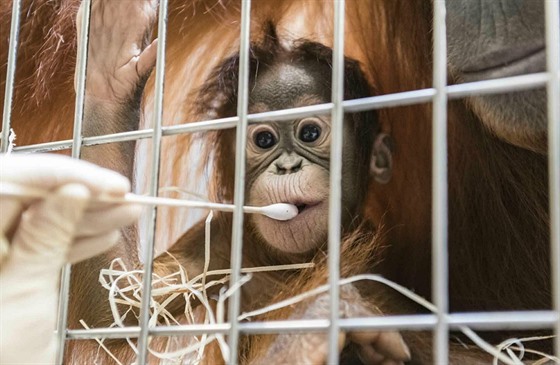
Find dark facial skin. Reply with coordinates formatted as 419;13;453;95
246;61;361;254
446;0;546;152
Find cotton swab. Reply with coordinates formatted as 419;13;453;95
0;181;299;221
125;194;299;221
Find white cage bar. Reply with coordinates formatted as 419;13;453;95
63;310;559;339
135;0;170;363
227;0;252;363
11;73;550;154
545;0;560;358
0;0;20;153
327;0;345;363
431;1;449;363
55;0;92;362
1;0;559;364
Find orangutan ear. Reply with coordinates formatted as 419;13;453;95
371;133;393;184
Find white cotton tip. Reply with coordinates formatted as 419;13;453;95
260;203;299;221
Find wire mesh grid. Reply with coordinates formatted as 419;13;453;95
1;0;559;364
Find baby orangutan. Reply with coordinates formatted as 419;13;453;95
68;1;404;363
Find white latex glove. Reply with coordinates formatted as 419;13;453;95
0;154;141;365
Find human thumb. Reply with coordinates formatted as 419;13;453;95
9;183;90;267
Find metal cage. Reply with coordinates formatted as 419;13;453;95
1;0;559;364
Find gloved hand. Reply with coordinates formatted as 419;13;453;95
0;153;142;365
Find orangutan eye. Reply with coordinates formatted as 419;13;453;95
299;123;321;143
255;130;277;149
